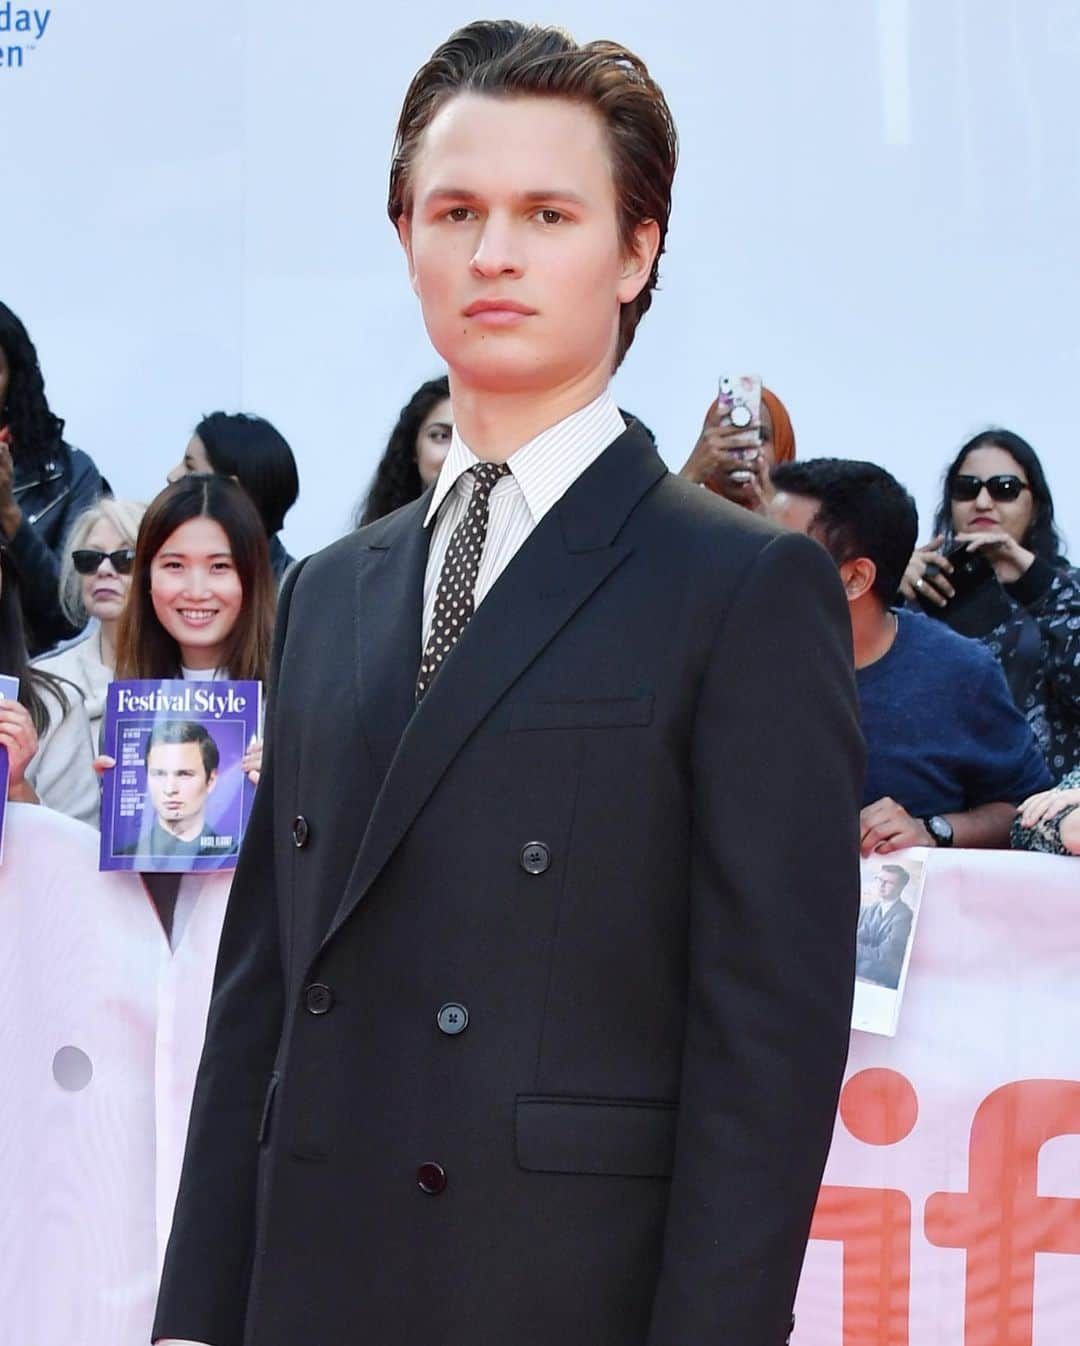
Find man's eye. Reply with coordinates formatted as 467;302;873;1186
446;207;474;222
537;209;563;225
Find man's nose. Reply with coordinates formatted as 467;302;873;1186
166;461;184;485
470;215;524;278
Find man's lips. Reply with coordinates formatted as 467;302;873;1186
463;298;537;323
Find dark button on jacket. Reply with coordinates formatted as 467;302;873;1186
417;1162;447;1195
520;841;551;875
436;1003;469;1036
292;815;310;848
304;983;334;1015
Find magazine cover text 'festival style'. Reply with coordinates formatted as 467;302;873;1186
99;679;261;873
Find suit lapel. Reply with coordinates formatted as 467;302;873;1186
321;425;667;951
351;495;431;785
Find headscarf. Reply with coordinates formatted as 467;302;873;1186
761;387;795;464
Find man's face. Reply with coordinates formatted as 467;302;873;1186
146;741;216;835
398;92;655;395
872;871;901;903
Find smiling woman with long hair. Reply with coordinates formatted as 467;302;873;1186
116;475;274;684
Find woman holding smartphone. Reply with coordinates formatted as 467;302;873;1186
901;429;1080;781
680;384;796;513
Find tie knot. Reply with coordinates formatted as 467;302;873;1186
470;462;510;497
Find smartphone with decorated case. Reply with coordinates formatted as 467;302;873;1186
718;374;762;480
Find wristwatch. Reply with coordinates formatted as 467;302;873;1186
924;814;954;848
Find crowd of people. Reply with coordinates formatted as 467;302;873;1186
1;295;1077;869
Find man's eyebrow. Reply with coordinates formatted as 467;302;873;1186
423;187;588;206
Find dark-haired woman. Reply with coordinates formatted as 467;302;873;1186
116;475;274;687
0;550;98;823
103;476;275;936
0;301;104;654
168;412;300;583
900;429;1080;780
355;375;451;525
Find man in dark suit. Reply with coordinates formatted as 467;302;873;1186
154;21;863;1346
856;864;915;989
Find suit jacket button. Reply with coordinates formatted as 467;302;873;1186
292;815;310;848
417;1162;447;1195
520;841;551;875
304;983;334;1015
436;1002;469;1036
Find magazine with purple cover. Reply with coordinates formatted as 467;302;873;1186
99;679;261;873
0;674;18;864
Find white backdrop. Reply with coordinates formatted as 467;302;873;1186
2;0;1079;560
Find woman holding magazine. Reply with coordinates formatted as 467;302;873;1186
97;475;275;934
109;475;274;775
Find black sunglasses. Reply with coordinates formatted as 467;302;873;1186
949;474;1031;503
71;547;136;576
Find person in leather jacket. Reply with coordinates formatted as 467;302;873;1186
0;302;103;655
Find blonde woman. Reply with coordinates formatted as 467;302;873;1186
35;498;145;747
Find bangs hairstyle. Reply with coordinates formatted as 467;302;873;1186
115;475;275;684
59;498;147;624
388;20;678;369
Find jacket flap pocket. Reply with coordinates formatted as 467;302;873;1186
509;695;654;732
515;1095;677;1177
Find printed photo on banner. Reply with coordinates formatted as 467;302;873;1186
851;851;926;1037
99;679;261;873
0;674;18;863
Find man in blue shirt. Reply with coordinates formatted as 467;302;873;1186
770;459;1051;853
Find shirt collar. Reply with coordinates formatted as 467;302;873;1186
423;390;625;528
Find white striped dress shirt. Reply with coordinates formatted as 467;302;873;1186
422;391;626;648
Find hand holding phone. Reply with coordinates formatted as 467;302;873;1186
717;375;762;481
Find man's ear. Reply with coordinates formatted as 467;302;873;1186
616;218;661;305
206;769;218;796
839;556;878;602
397;214;420;297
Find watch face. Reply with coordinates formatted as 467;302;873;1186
928;815;953;845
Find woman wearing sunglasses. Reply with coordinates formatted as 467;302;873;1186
900;429;1080;780
35;499;146;748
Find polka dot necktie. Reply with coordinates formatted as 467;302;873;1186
416;461;511;702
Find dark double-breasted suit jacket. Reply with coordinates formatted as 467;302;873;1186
154;424;864;1346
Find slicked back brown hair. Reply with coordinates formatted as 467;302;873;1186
388;20;678;369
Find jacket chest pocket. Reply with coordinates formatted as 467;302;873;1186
509;694;654;733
